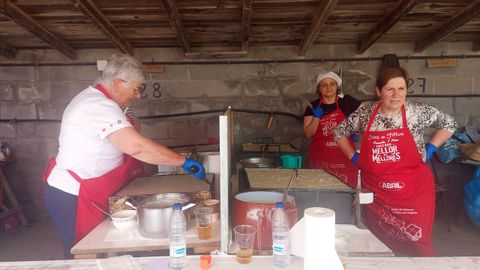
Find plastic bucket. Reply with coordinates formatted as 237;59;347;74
280;154;302;169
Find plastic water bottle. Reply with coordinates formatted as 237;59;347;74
169;203;187;269
272;202;290;267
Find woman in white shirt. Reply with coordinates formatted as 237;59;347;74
42;53;205;258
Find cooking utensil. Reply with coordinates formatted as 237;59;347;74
266;113;274;129
282;169;297;203
111;210;137;229
91;202;112;217
182;202;197;211
240;157;275;168
233;191;297;250
124;200;137;210
137;193;191;238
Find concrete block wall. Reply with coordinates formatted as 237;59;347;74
0;44;480;220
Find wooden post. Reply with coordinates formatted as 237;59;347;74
0;167;28;226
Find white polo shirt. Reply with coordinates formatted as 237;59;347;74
47;86;133;195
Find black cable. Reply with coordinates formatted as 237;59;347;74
0;107;303;123
1;94;478;124
2;54;480;67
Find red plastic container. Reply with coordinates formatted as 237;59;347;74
232;191;297;250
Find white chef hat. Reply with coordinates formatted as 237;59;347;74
316;71;342;88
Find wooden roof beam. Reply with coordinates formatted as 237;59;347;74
415;0;480;53
0;0;76;59
299;0;339;56
161;0;190;52
185;50;248;59
0;40;16;59
357;0;419;54
72;0;132;55
241;0;253;50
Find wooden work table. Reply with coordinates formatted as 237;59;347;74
244;168;352;191
115;174;212;197
70;218;221;259
244;168;355;222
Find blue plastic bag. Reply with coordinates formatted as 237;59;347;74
464;167;480;227
437;132;473;163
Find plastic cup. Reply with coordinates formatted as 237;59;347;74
193;207;213;240
200;255;212;270
234;224;257;264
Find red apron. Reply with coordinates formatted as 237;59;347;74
307;98;358;188
42;84;144;242
358;104;435;256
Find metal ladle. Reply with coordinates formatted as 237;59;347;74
124;200;137;210
91;202;112;217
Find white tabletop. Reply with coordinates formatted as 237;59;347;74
71;217;391;258
335;224;392;256
2;255;480;270
71;218;220;256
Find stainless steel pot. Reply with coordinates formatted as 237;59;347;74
137;193;191;239
240;157;276;168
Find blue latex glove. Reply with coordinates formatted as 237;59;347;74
351;134;359;143
312;106;324;119
181;158;206;180
424;143;438;163
351;152;359;166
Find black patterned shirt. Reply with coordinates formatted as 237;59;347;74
333;100;457;159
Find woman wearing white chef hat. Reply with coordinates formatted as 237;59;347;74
303;71;362;188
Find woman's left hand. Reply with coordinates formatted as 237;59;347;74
351;152;359;166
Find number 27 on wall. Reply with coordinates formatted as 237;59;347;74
407;78;426;94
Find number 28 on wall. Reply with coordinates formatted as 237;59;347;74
139;82;162;99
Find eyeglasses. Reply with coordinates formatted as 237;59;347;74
118;79;141;95
319;82;337;88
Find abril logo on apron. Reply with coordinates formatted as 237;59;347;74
380;181;405;191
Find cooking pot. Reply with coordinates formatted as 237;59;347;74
137;193;191;238
233;191;297;250
240;157;276;168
